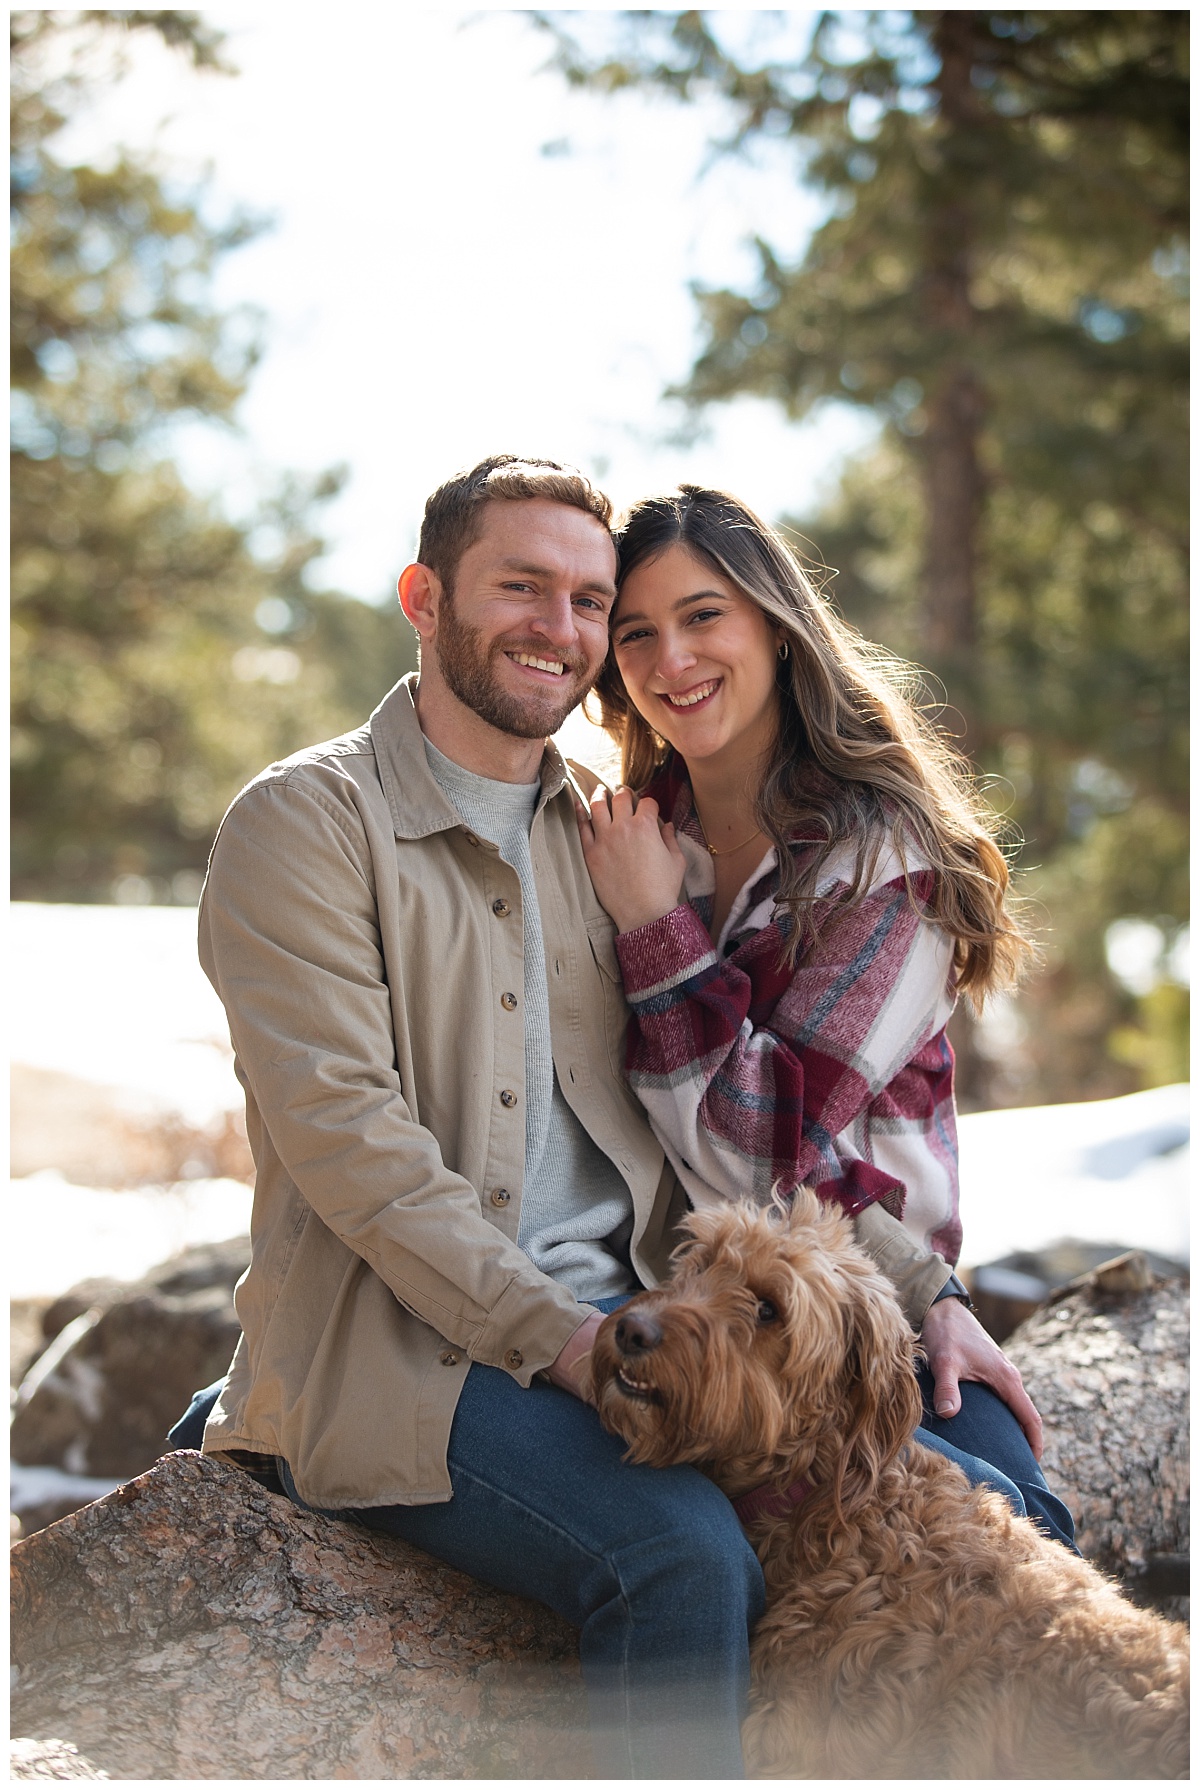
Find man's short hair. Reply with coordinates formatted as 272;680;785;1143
417;455;613;590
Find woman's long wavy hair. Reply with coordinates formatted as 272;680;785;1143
590;486;1035;1006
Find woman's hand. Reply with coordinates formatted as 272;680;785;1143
919;1297;1044;1459
574;786;688;934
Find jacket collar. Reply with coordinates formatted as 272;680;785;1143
368;673;572;841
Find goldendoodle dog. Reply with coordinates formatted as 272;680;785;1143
590;1191;1189;1779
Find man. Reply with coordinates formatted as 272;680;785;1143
181;455;1059;1778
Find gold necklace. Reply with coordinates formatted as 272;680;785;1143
695;812;766;858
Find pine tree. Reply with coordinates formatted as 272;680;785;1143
11;12;416;900
544;10;1188;1101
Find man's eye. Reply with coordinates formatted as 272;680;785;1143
756;1299;778;1324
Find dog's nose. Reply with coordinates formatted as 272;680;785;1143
614;1311;663;1356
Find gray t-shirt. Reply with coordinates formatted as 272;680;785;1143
424;739;636;1302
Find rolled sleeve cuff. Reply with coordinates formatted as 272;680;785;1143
472;1277;598;1385
615;905;717;1001
852;1201;955;1331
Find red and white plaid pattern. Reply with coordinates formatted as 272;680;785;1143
614;760;963;1264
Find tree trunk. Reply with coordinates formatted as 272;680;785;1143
919;367;986;658
11;1453;588;1779
918;14;990;683
1003;1269;1190;1624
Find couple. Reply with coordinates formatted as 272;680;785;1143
174;455;1072;1779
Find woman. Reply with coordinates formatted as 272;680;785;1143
574;484;1073;1545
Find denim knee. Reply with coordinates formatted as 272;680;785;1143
916;1426;1027;1517
607;1492;766;1641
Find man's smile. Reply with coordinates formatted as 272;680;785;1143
506;650;568;677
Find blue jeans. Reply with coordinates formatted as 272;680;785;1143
914;1362;1076;1552
170;1309;1074;1777
282;1365;762;1773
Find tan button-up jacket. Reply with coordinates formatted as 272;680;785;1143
200;676;950;1509
199;677;686;1507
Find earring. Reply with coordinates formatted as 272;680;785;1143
777;638;790;661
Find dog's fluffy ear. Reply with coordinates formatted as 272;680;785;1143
781;1184;823;1228
827;1263;923;1525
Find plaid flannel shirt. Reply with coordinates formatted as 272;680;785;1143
613;761;964;1265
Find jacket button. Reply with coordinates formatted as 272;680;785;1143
499;1089;518;1108
504;1348;524;1370
490;1188;511;1207
492;898;511;917
440;1349;460;1367
501;991;517;1011
463;832;478;847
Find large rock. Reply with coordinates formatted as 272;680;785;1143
11;1451;588;1780
35;1234;252;1348
11;1238;249;1487
11;1295;53;1389
967;1237;1187;1344
1004;1265;1189;1618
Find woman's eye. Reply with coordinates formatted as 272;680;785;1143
756;1299;777;1324
614;629;649;648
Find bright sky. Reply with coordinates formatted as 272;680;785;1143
55;5;879;605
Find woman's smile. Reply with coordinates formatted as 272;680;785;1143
660;677;721;710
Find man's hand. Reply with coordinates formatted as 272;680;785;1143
545;1309;606;1404
574;786;687;934
919;1297;1044;1460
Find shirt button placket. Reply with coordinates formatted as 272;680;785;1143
491;876;521;1242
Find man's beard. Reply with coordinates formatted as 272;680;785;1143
434;590;595;740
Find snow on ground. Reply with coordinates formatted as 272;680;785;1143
10;1461;127;1521
956;1082;1188;1270
9;1172;253;1300
8;902;1190;1297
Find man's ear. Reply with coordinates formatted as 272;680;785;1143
398;563;441;640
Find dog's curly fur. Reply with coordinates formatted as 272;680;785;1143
590;1191;1189;1779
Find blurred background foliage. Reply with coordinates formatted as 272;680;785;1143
544;8;1188;1106
10;10;417;907
10;9;1188;1108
